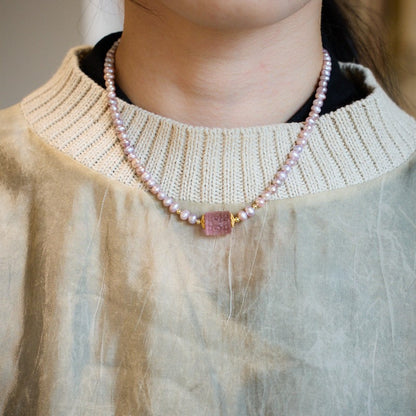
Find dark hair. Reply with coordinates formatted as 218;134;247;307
321;0;397;100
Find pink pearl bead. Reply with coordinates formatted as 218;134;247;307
141;172;151;181
267;185;277;194
157;192;166;201
151;185;160;194
289;151;300;161
293;145;303;153
127;154;136;162
262;191;271;201
188;214;197;224
146;179;156;188
296;138;307;146
287;159;297;167
180;210;190;220
245;207;255;217
136;166;145;175
276;171;287;181
163;197;173;207
238;211;248;221
169;202;179;213
255;197;265;207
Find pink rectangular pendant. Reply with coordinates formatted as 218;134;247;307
202;211;233;236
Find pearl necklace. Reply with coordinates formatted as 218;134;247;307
104;40;332;236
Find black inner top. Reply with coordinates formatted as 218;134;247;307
80;32;365;123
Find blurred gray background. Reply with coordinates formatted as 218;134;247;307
0;0;123;108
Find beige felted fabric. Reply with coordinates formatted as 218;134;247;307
0;47;415;415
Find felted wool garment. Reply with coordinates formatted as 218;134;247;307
0;46;415;416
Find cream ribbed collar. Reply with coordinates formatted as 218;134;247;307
21;46;416;204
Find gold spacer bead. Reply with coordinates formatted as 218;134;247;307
196;219;201;226
252;203;258;209
176;210;181;215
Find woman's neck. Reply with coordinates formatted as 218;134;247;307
116;0;323;128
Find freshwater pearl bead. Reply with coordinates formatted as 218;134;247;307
151;185;160;194
180;210;190;221
146;179;156;188
238;211;248;221
255;197;265;207
276;171;287;181
163;197;173;207
245;207;255;217
293;145;303;153
262;192;272;201
287;159;297;167
169;202;179;213
141;172;151;181
188;214;197;224
157;192;166;201
289;151;300;162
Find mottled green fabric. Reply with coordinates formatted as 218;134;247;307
0;101;415;415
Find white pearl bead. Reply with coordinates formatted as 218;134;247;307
255;197;265;207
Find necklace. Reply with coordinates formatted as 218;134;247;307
104;40;331;236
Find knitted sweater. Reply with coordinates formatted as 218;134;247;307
0;46;415;416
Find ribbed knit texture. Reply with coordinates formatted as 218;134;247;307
21;47;416;204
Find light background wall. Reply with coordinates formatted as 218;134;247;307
1;0;415;116
0;0;123;108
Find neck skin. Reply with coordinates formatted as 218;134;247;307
116;1;323;128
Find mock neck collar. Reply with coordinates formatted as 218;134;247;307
21;46;416;204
